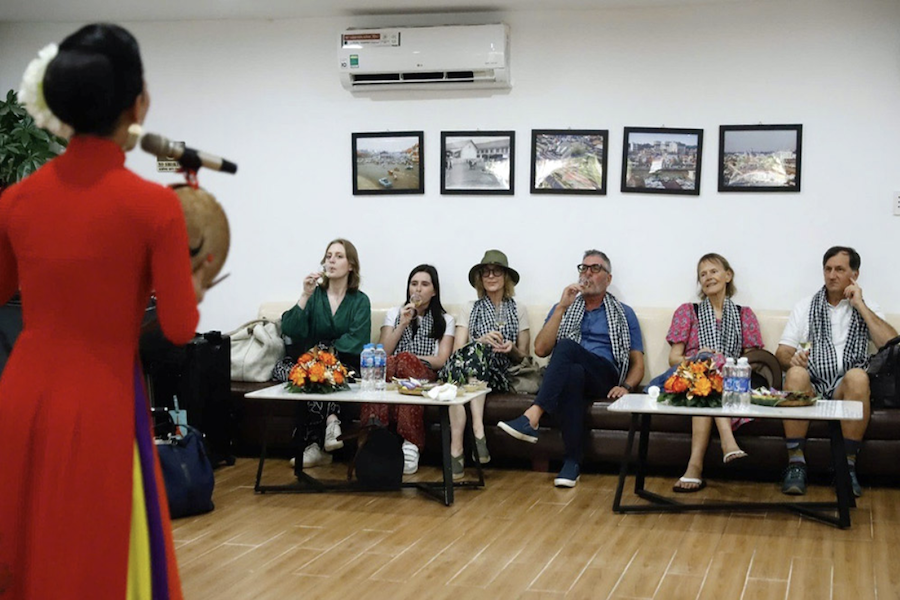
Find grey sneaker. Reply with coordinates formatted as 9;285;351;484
848;464;862;498
451;453;464;480
781;463;807;495
474;436;491;464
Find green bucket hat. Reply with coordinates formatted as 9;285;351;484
468;249;520;287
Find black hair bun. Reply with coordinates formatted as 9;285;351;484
43;23;143;136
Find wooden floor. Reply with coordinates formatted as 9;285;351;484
175;459;900;599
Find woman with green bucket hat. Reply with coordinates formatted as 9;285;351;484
439;249;531;479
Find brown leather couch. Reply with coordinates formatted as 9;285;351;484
231;303;900;482
229;349;900;481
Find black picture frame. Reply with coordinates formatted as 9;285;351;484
621;127;703;195
440;130;515;195
352;131;424;195
718;124;803;192
530;129;609;195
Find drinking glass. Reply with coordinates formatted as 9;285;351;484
495;303;507;339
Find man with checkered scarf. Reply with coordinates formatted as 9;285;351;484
498;250;645;488
776;246;897;498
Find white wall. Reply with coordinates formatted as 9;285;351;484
2;0;899;332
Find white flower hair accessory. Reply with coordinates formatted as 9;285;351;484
18;43;74;140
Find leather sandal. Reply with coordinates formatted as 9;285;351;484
673;477;707;493
723;450;748;464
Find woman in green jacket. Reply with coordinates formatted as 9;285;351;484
282;238;371;467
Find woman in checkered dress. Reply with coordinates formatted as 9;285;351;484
442;250;531;479
359;264;455;475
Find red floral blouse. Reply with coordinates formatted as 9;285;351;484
665;302;764;356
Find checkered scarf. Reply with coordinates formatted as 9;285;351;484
807;286;870;397
556;293;631;384
394;310;438;357
468;297;520;371
697;297;742;360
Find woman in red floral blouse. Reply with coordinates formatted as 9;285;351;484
655;253;764;492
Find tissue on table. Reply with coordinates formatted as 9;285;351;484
426;383;458;401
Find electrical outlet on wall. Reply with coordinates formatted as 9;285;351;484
894;191;900;216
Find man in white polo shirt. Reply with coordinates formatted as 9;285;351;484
775;246;897;497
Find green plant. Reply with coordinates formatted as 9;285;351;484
0;89;68;190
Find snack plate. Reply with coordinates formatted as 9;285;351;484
750;390;818;407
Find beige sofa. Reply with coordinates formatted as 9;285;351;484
232;302;900;480
256;302;798;384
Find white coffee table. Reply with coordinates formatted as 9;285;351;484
245;383;490;506
607;394;863;528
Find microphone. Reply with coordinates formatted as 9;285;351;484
140;132;238;174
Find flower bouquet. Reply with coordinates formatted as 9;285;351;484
659;356;724;408
285;345;350;394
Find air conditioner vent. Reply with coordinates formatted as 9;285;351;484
339;24;510;92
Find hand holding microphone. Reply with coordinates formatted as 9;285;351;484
140;132;238;174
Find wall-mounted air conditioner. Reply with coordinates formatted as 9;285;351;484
338;24;510;92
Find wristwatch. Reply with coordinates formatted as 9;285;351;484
621;383;633;392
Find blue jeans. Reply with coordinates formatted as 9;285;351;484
533;339;618;463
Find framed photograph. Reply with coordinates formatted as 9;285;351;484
352;131;423;195
530;129;609;195
441;131;515;195
718;124;803;192
621;127;703;195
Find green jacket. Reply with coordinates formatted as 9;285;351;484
281;286;371;359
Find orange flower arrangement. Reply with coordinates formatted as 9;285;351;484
286;345;351;394
660;357;723;407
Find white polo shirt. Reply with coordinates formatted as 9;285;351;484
780;294;884;374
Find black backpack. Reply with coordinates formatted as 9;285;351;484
868;335;900;408
347;417;405;490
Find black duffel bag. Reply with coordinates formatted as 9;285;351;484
869;335;900;408
155;424;216;518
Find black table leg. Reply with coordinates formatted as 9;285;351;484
254;401;272;492
291;402;309;479
827;421;854;528
439;405;454;506
634;414;651;494
613;414;640;512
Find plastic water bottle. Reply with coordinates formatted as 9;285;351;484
360;344;375;392
722;357;737;410
736;357;752;410
374;344;387;392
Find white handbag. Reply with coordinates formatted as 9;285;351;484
227;319;285;382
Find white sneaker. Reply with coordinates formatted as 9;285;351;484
324;419;344;451
302;443;332;468
401;440;419;475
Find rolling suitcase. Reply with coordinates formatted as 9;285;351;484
181;331;236;467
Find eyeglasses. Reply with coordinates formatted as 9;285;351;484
481;266;505;277
577;263;608;274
